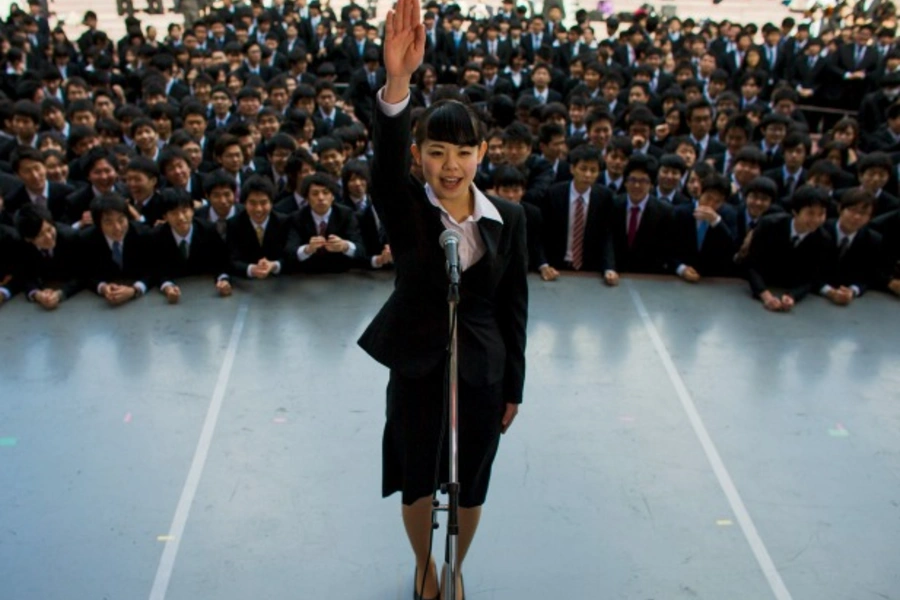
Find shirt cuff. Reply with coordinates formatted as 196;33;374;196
97;282;107;295
676;264;688;277
850;285;861;297
820;284;833;295
343;241;356;257
603;270;615;278
712;216;722;227
133;282;147;296
370;255;383;268
271;261;281;275
0;287;10;300
160;281;175;291
376;87;410;116
217;274;230;282
297;245;313;261
246;265;255;278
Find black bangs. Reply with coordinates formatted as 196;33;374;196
416;100;482;148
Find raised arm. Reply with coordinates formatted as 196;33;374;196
382;0;426;104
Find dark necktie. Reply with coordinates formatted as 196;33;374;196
112;241;123;269
839;236;851;257
697;220;709;250
179;239;189;260
749;219;757;230
318;220;328;237
786;175;796;195
216;220;227;238
571;196;585;270
627;206;640;248
791;235;801;247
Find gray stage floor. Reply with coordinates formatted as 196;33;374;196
1;273;898;600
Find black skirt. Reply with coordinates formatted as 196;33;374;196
382;361;506;508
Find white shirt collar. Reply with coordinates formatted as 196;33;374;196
628;195;651;213
790;219;810;242
172;225;194;246
836;222;857;245
569;181;591;203
311;207;332;226
27;181;50;202
424;183;503;225
208;205;237;223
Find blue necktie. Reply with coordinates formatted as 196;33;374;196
112;241;123;268
696;221;709;251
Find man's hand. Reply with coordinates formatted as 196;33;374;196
325;234;349;253
79;211;93;228
539;265;559;281
681;266;701;283
827;286;853;306
654;123;670;140
104;284;137;305
164;285;181;304
375;245;393;267
307;235;327;254
249;262;271;279
888;278;900;296
216;279;233;297
694;205;720;223
604;270;620;286
761;290;783;312
780;294;795;311
501;403;518;434
35;289;62;310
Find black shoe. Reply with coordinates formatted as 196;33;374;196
414;567;439;600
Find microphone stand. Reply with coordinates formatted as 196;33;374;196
434;270;460;600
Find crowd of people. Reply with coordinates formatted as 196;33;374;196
0;0;898;312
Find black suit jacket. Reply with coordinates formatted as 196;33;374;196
607;195;674;274
226;210;290;277
519;200;548;272
339;196;387;263
16;225;84;299
358;102;528;403
151;219;231;286
763;167;807;201
745;213;832;300
2;182;74;226
869;208;900;274
0;223;21;298
285;203;365;273
79;223;153;292
540;182;613;272
669;204;737;277
822;219;886;295
344;66;386;129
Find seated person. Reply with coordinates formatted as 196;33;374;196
493;165;553;280
803;159;843;216
745;185;831;312
159;146;205;206
671;172;737;281
340;160;393;270
727;146;766;206
763;132;809;202
842;152;900;217
226;175;290;279
868;207;900;298
197;171;244;239
66;147;122;229
606;154;674;276
81;193;152;306
151;189;233;303
274;148;318;214
734;176;785;250
820;189;886;305
600;136;631;194
285;173;365;274
3;147;74;225
0;223;21;305
655;154;691;205
124;156;166;225
539;144;616;282
500;122;555;205
14;204;84;309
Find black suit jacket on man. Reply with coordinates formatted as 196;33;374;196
0;223;21;298
79;223;153;293
2;182;74;226
745;213;832;300
344;66;386;129
540;181;613;272
151;219;231;286
339;196;387;264
607;195;674;275
358;102;528;403
16;225;84;300
226;210;290;277
822;218;886;295
285;203;365;273
669;203;737;277
869;207;900;276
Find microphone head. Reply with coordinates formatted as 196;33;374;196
439;229;461;248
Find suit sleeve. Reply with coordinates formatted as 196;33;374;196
745;224;770;298
496;205;528;404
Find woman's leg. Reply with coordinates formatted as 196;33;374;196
440;505;482;600
402;496;439;598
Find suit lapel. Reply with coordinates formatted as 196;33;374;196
477;217;501;262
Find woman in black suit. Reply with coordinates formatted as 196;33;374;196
357;0;528;597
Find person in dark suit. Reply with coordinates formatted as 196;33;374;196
655;154;692;205
538;144;614;275
501;122;555;205
820;189;887;305
869;207;900;297
858;73;900;148
237;40;276;81
0;223;22;305
313;80;355;136
340;160;392;269
124;156;166;226
196;171;244;241
670;172;737;281
685;99;726;162
285;172;365;273
854;152;900;216
14;203;84;308
344;47;385;130
226;175;290;279
733;176;785;258
357;6;528;598
340;20;379;77
745;185;832;311
492;165;552;278
827;24;880;111
80;193;152;306
65;147;122;229
3;147;74;226
151;190;233;302
606;154;674;275
865;101;900;153
763;132;810;202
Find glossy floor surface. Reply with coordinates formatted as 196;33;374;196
1;273;898;600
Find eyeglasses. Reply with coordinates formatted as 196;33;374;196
626;177;652;185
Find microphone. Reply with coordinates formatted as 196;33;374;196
439;229;461;287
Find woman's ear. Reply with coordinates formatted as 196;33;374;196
410;143;421;166
477;140;488;163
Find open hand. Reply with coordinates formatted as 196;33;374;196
383;0;425;90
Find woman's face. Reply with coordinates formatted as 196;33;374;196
666;111;681;133
833;128;855;145
228;75;242;95
411;139;487;205
45;156;68;182
827;149;843;167
747;50;760;66
422;68;437;89
302;119;315;141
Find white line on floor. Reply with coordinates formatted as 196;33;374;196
148;302;250;600
627;282;793;600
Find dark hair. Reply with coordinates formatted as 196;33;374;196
745;176;778;199
857;151;893;175
267;133;298;155
700;172;731;198
734;146;767;167
15;203;53;239
782;132;811;153
658;153;688;174
839;188;876;212
13;100;41;124
90;192;130;224
538;122;565;145
203;170;237;195
214;133;242;157
240;174;275;200
415;100;483;147
807;159;842;182
158;147;191;174
127;156;160;180
341;160;370;194
624;154;657;183
300;172;340;198
790;185;831;212
492;164;527;188
158;188;194;215
607;136;634;157
12;146;44;172
81;146;117;174
567;143;602;167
